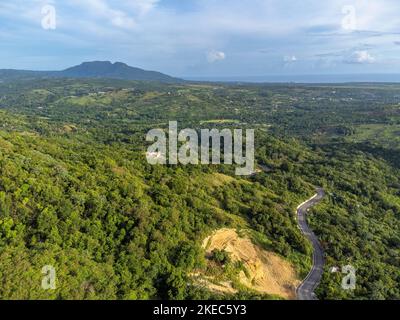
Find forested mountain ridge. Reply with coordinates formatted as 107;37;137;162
0;79;399;299
0;61;181;83
61;61;181;82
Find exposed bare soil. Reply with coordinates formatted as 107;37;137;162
200;228;300;299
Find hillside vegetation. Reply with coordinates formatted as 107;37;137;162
0;79;399;299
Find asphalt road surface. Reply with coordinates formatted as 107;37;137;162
296;188;325;300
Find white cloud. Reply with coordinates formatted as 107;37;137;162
345;50;376;64
128;0;160;16
284;55;297;62
1;0;400;74
69;0;159;29
207;50;226;63
110;15;136;29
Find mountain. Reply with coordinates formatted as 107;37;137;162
59;61;180;82
0;61;181;82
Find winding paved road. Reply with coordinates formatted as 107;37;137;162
296;188;325;300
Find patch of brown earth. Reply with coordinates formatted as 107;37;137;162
202;228;300;299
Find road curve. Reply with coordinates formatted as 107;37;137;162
296;188;325;300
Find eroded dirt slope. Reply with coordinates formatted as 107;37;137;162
201;228;300;299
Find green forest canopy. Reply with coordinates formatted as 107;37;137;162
0;79;399;299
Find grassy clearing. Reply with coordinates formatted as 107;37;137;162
347;124;400;149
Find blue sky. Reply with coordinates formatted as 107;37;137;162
1;0;400;77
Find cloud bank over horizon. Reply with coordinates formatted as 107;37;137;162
1;0;400;77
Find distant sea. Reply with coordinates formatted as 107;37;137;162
183;74;400;84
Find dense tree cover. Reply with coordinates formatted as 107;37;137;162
210;249;231;265
305;145;400;299
255;134;400;299
0;79;399;299
0;124;310;299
